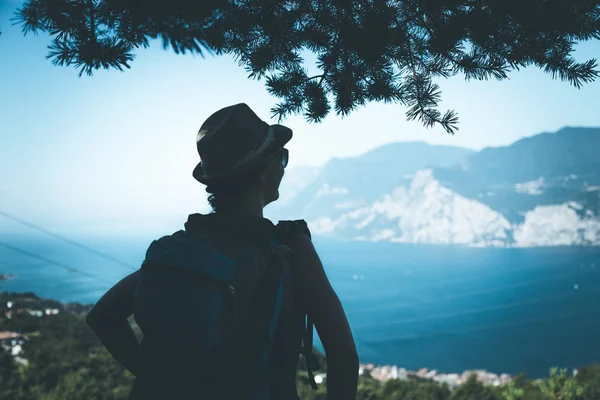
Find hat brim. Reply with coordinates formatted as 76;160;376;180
193;124;292;185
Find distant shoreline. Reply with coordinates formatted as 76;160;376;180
358;363;515;388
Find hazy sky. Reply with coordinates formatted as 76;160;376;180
1;2;599;235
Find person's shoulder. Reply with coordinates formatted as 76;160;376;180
276;220;319;260
276;219;312;241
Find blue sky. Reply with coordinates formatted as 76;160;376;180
1;2;599;235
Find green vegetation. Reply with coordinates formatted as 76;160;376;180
0;291;599;399
0;293;133;400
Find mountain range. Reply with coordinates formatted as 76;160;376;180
265;127;600;247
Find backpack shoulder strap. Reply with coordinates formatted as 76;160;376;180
276;220;312;242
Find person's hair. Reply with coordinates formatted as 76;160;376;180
205;149;284;213
205;170;262;213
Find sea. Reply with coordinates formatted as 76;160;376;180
1;233;599;379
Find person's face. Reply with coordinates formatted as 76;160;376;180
261;148;288;205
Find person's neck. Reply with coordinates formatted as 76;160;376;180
221;196;266;218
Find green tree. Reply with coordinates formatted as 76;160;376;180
450;374;503;400
575;365;600;400
11;0;600;133
510;373;546;400
37;350;134;400
356;374;382;400
379;378;450;400
500;380;525;400
0;346;22;399
538;368;585;400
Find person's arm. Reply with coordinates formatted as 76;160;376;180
86;270;142;376
287;233;359;400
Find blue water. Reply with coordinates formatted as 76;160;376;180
1;233;599;378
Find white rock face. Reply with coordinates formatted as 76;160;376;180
309;170;513;246
513;202;600;246
307;169;600;247
274;129;600;247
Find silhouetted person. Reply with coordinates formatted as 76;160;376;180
86;103;359;399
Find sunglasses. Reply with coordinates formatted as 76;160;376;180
280;148;289;168
263;148;288;170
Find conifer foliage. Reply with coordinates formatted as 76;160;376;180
11;0;600;132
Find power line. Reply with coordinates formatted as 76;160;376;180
0;210;137;271
0;241;115;286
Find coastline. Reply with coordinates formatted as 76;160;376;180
357;363;514;388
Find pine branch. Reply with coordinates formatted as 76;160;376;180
10;0;600;132
303;81;330;123
544;56;600;89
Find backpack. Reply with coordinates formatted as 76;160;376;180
130;215;319;399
